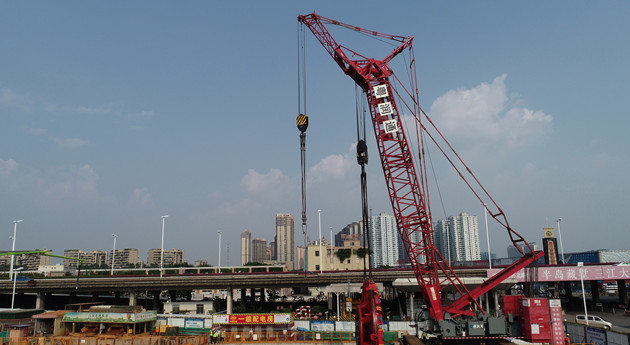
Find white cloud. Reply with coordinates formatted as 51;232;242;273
40;164;99;199
0;85;34;110
500;107;552;147
0;158;18;176
44;103;115;115
307;147;355;185
130;110;155;119
129;187;154;207
68;106;113;115
429;74;552;148
242;168;288;194
23;126;47;136
55;137;90;149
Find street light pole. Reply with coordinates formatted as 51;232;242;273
557;218;565;264
484;204;492;269
217;230;222;272
318;209;322;273
111;234;117;276
160;215;168;278
578;262;588;325
330;226;333;271
9;220;22;280
11;267;24;310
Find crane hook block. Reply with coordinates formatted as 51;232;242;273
356;139;368;165
297;114;309;133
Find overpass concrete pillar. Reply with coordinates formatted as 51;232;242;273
590;280;600;303
484;292;490;315
551;282;560;298
36;292;45;309
152;291;161;311
408;293;414;318
240;288;246;306
523;282;533;297
618;279;628;306
69;292;77;304
169;290;177;302
260;288;265;302
227;289;233;314
563;281;572;299
494;291;500;316
129;291;137;306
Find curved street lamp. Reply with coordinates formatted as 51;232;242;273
557;218;565;264
160;215;168;278
217;230;222;272
111;234;117;276
318;210;322;273
9;220;23;281
11;267;24;310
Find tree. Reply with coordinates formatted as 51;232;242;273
336;249;352;262
356;247;372;258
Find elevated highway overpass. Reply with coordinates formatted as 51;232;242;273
2;264;628;311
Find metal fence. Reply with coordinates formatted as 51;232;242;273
2;334;210;345
566;322;630;345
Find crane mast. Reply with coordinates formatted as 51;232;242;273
298;12;544;340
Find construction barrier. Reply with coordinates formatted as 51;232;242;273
222;330;400;343
3;334;210;345
2;331;400;345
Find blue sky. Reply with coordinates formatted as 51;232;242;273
1;2;629;266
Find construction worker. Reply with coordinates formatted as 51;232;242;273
565;333;571;345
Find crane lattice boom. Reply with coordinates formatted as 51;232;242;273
298;11;544;339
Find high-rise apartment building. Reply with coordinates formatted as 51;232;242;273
252;238;267;263
63;249;108;269
507;242;539;258
2;249;52;270
369;212;401;268
240;230;252;265
336;221;363;247
296;245;305;270
268;239;276;261
110;248;141;268
276;213;295;270
433;212;481;262
147;248;184;266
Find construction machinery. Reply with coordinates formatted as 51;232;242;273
297;12;544;343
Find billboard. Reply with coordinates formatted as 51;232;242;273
212;314;292;325
543;238;560;265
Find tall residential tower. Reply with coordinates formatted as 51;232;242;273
433;212;481;262
276;213;295;270
240;230;252;265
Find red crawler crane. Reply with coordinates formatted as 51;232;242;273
298;13;544;342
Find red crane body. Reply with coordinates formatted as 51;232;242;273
298;12;543;340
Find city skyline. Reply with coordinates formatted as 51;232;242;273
0;207;616;268
2;2;629;266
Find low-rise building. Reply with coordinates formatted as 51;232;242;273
305;238;364;271
163;300;217;315
38;264;65;277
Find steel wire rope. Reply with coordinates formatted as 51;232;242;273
297;22;309;254
356;85;372;280
398;47;453;265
